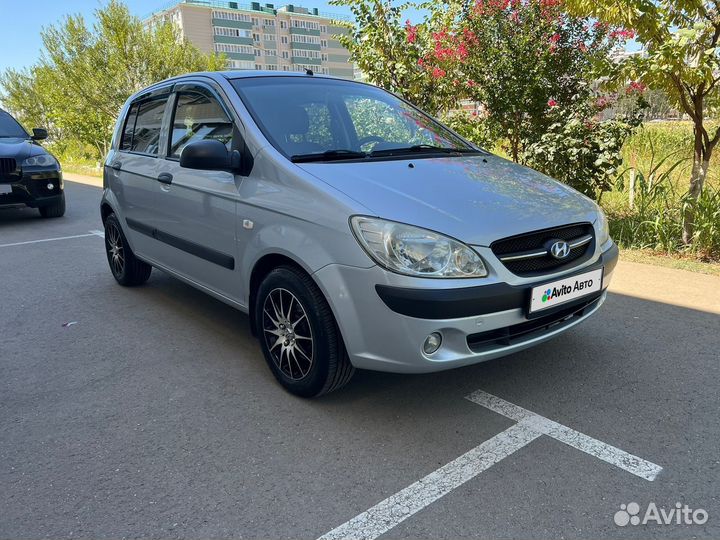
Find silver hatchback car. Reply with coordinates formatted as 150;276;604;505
101;71;618;397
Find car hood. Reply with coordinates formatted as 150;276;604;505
0;138;46;161
298;154;599;246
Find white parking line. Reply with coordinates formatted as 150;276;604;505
0;233;96;248
319;390;663;540
318;420;542;540
465;390;663;481
89;229;105;239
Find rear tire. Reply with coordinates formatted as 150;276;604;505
104;213;152;286
39;193;66;218
255;266;355;397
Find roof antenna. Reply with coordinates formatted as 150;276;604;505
305;68;314;76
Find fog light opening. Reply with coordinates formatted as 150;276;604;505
47;183;54;190
423;332;442;355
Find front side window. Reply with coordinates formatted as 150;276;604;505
121;97;168;155
231;77;478;161
168;92;234;159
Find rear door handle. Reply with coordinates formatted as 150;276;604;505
157;173;173;185
110;160;122;171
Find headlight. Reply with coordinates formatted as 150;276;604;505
22;155;59;168
350;216;488;278
596;207;610;246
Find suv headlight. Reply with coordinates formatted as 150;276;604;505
596;207;610;246
350;216;488;278
22;155;59;169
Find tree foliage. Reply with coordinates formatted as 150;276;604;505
563;0;720;243
0;0;226;159
329;0;459;114
422;0;624;161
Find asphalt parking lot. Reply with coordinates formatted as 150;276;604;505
1;176;719;539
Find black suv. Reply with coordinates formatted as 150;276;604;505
0;109;65;218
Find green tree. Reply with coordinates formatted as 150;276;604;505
564;0;720;243
329;0;458;114
425;0;619;162
0;0;226;159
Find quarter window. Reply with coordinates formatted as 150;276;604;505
168;92;234;159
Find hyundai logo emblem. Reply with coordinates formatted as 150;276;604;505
548;240;570;259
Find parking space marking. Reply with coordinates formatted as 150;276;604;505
89;230;105;239
0;233;96;248
318;420;542;540
465;390;663;481
319;390;663;540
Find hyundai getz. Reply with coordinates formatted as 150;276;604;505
101;72;618;397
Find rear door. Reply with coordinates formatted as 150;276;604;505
153;82;241;300
108;89;172;257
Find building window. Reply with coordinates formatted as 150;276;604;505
321;53;328;61
253;33;261;42
282;51;289;59
280;20;287;29
254;48;261;56
227;59;254;69
212;10;251;22
214;43;253;54
266;64;278;70
320;25;327;33
252;17;259;25
255;63;263;70
262;18;275;27
291;19;320;31
264;33;276;42
321;39;327;48
281;36;288;44
214;26;252;38
293;49;321;59
265;49;277;57
291;34;321;45
282;65;289;71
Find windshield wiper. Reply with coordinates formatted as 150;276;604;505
291;149;367;163
369;144;479;157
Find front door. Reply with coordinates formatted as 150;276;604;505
152;86;240;301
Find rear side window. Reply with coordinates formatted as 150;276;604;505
120;97;168;155
168;92;233;159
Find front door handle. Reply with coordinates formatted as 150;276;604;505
110;160;122;171
157;172;173;185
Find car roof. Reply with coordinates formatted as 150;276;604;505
139;70;355;92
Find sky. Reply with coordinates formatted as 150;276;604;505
0;0;355;73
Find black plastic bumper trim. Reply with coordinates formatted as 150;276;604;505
126;217;235;270
375;242;618;320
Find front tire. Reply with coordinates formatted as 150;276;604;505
39;193;66;218
104;213;152;286
255;266;355;397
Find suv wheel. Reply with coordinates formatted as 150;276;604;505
255;266;355;397
39;193;66;218
104;213;152;286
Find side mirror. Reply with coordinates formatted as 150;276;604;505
31;128;48;141
179;139;240;171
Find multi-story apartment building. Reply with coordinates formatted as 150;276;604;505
147;0;355;79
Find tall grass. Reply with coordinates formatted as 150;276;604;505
604;148;720;260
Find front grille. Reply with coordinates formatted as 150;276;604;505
467;294;601;352
0;158;17;178
491;223;594;277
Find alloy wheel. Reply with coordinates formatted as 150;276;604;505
262;287;314;380
106;222;125;277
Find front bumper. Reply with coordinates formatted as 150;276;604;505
313;242;618;373
0;170;63;208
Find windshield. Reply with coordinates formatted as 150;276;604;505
231;77;480;162
0;111;29;138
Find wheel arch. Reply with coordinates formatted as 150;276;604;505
248;252;319;337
